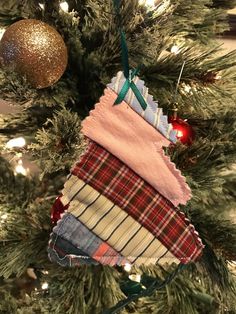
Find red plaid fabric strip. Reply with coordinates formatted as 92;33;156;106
72;141;203;263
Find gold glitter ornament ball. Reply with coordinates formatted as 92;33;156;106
0;19;68;89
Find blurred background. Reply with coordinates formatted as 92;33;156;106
1;7;236;113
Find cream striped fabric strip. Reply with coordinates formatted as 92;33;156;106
61;175;179;266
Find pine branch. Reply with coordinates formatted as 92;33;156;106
212;0;236;9
0;156;41;208
191;212;236;261
0;200;51;278
30;107;83;176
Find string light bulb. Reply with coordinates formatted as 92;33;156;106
145;0;155;6
42;270;49;275
14;159;28;176
1;213;8;220
139;0;155;8
156;0;171;14
39;3;45;10
171;44;180;55
41;282;49;290
182;83;192;94
129;274;141;282
6;137;26;149
0;213;8;223
139;0;170;11
124;263;132;272
60;1;69;12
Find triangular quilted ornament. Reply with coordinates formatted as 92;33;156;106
48;71;204;267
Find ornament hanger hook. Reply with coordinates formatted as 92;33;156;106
173;61;186;104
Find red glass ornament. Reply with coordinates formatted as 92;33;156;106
168;115;195;145
50;195;68;225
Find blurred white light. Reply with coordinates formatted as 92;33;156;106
1;213;8;220
139;0;155;8
156;0;171;14
6;137;26;149
14;159;28;176
0;28;5;40
42;270;49;275
41;282;49;290
39;3;45;10
0;213;8;224
60;1;69;12
129;274;141;282
171;45;180;55
124;263;132;272
146;0;155;6
183;84;191;94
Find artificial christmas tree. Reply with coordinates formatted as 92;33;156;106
0;1;236;313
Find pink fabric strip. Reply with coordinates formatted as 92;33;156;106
82;88;191;207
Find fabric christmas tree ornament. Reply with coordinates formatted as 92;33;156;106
48;71;204;267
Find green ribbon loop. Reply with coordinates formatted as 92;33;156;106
120;30;129;79
113;1;148;110
114;77;131;105
114;68;136;105
114;68;147;110
130;81;147;110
